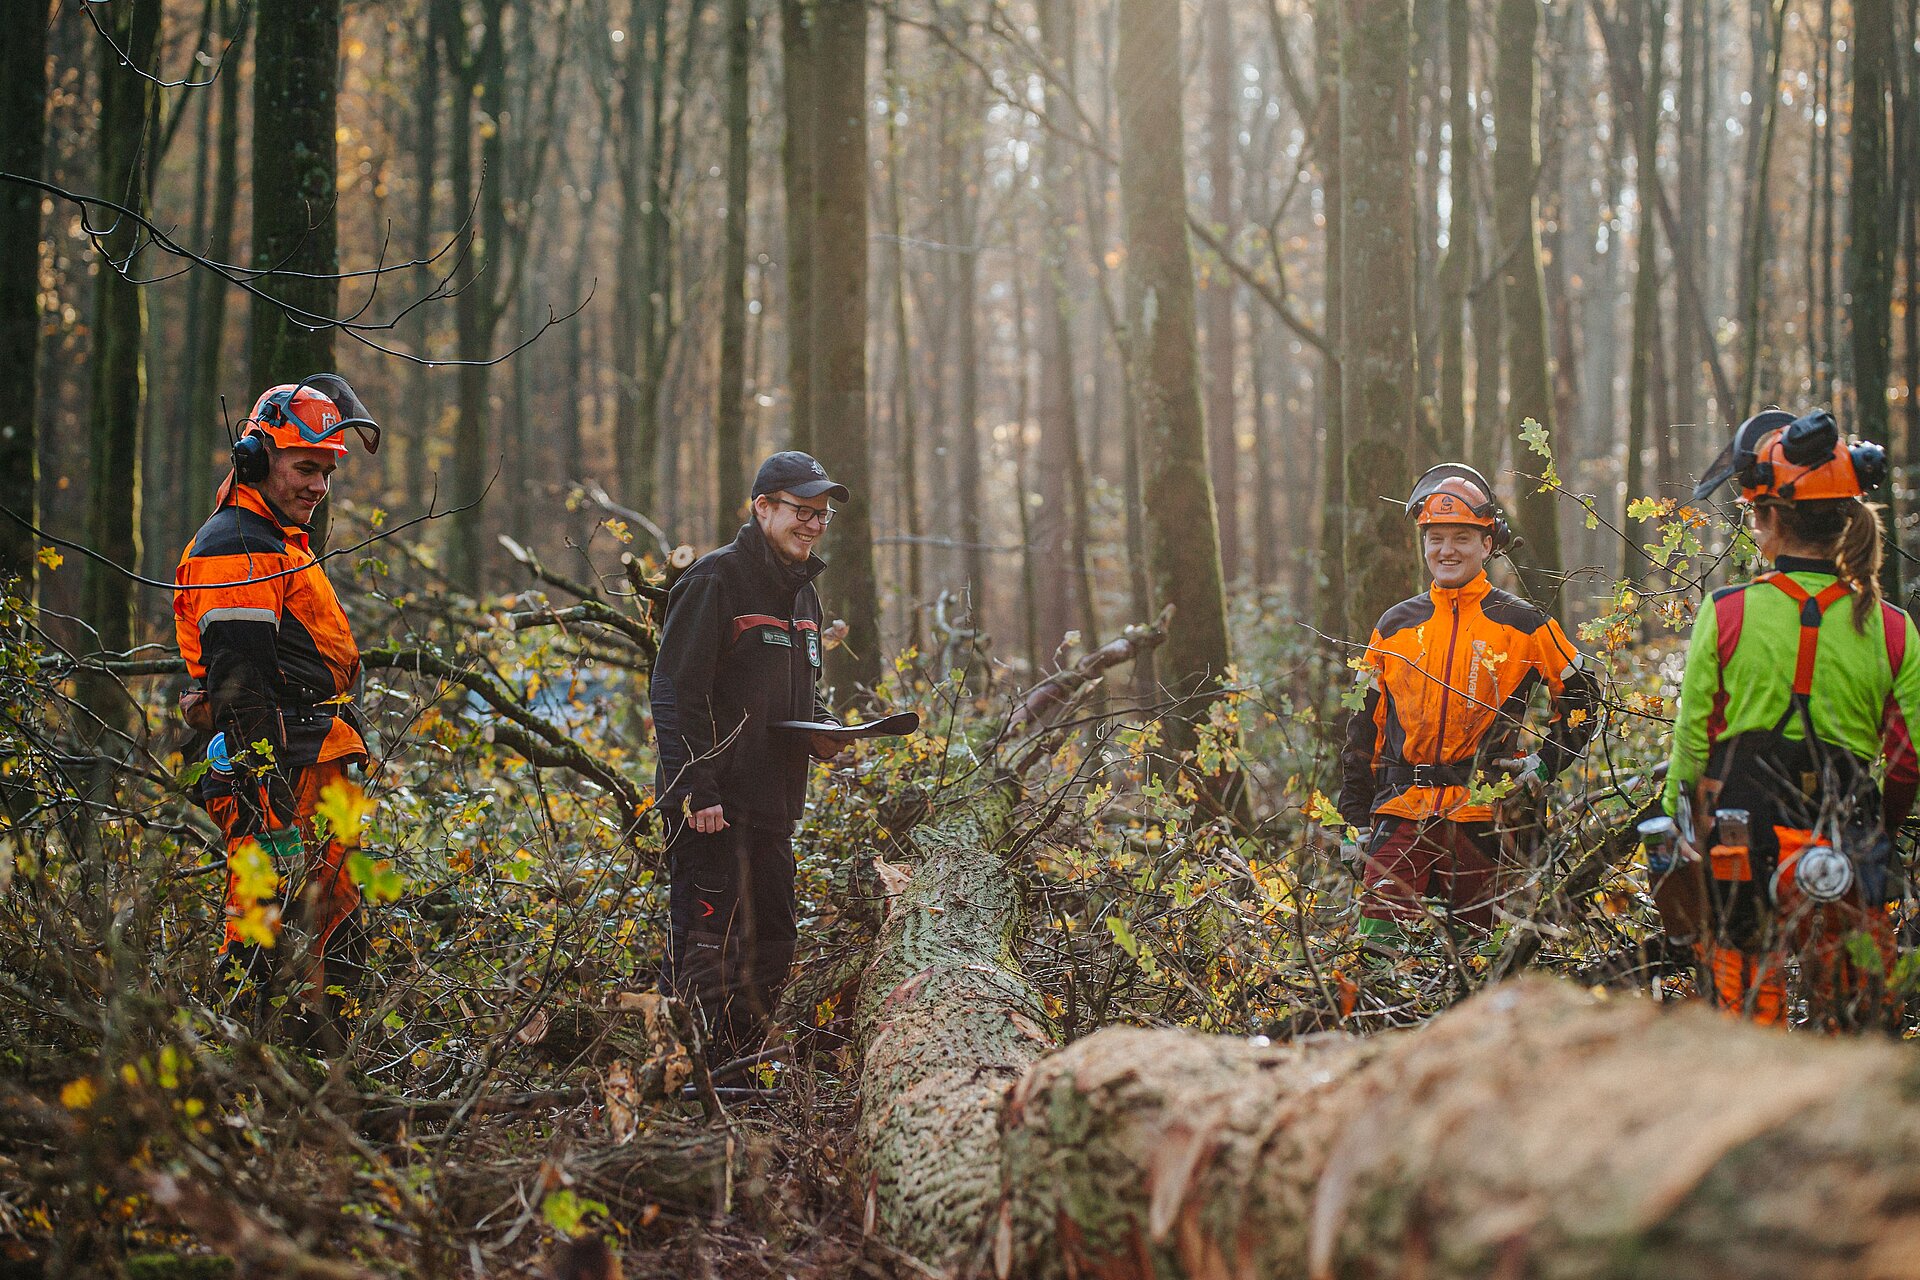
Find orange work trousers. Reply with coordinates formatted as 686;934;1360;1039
205;758;362;1002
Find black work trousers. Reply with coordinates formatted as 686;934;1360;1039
663;821;798;1063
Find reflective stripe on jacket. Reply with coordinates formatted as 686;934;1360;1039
173;483;365;768
1339;572;1595;825
1664;557;1920;824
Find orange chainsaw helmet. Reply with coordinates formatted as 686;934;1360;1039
1693;408;1887;504
231;373;381;483
1406;463;1513;551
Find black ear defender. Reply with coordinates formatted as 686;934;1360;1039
1852;440;1890;493
1406;462;1514;553
231;430;271;483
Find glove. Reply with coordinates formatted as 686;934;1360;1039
1338;827;1373;866
1492;754;1547;793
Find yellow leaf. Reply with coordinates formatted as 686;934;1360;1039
60;1078;94;1110
314;779;376;851
229;902;280;948
229;839;279;906
36;546;62;571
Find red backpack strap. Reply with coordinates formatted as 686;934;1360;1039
1884;602;1908;676
1713;589;1746;670
1762;573;1850;698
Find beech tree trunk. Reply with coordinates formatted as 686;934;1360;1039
1115;0;1235;744
1851;0;1898;592
809;0;883;693
1337;0;1418;636
1493;0;1563;601
82;0;161;669
0;0;50;589
1202;0;1240;581
250;0;340;386
714;0;752;544
781;0;817;452
856;797;1920;1280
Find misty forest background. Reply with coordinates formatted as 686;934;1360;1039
6;0;1917;687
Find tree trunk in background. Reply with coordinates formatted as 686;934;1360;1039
1540;0;1581;460
405;4;443;507
1435;0;1471;458
809;0;881;694
1851;0;1898;593
1338;0;1418;636
83;0;161;669
439;0;508;590
1626;0;1665;576
1249;305;1280;587
1116;0;1235;749
938;64;987;629
715;0;752;545
0;0;51;590
1202;0;1240;581
1492;0;1563;601
1313;0;1347;637
1674;0;1704;438
249;0;340;389
1038;0;1099;656
183;0;244;534
781;0;816;452
1468;145;1504;482
882;15;923;654
1734;0;1787;417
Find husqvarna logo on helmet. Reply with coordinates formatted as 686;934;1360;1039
321;408;339;428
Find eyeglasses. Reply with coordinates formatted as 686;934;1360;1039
769;497;834;526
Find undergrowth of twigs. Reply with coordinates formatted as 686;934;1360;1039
1;490;1915;1276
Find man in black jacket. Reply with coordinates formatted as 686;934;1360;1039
651;451;849;1060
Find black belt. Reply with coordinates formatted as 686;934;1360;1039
1380;759;1478;789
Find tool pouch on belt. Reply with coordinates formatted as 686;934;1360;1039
178;685;215;733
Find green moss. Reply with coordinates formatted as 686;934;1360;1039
124;1254;235;1280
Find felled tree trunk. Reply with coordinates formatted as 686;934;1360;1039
857;804;1920;1279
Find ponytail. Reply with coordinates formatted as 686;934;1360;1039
1757;496;1884;630
1834;500;1886;631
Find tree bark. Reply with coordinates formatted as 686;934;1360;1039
1626;0;1665;575
249;0;340;387
881;14;923;654
1493;0;1563;601
1435;0;1471;459
1116;0;1236;745
0;0;51;590
1037;0;1100;655
1734;0;1787;418
1203;0;1241;581
809;0;882;694
183;0;244;535
780;0;817;452
855;788;1920;1278
1313;0;1347;637
1337;0;1418;636
82;0;161;669
1851;0;1899;592
715;0;753;545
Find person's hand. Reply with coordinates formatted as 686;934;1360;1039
1492;754;1546;793
690;803;728;834
811;732;853;765
1339;827;1373;866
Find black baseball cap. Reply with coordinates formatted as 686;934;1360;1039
752;451;850;502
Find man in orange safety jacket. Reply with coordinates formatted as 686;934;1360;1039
173;375;382;1047
1338;465;1599;950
